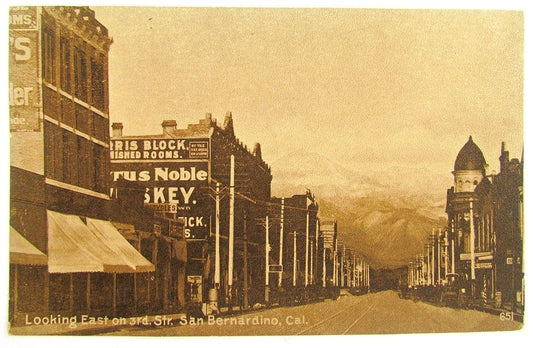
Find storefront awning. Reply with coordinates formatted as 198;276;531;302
86;218;155;272
10;226;47;265
47;210;154;273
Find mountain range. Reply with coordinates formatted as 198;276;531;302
270;149;449;269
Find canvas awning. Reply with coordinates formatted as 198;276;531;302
47;210;154;273
10;226;47;265
86;218;155;272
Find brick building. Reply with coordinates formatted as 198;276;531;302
9;6;154;325
269;191;319;290
110;112;272;310
445;137;523;310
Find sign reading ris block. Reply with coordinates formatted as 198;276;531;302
110;138;210;161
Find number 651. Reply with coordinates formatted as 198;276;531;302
500;312;514;321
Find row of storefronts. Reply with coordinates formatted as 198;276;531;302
407;137;524;312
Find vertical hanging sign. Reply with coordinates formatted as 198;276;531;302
9;6;41;132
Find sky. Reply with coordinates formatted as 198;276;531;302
92;6;523;191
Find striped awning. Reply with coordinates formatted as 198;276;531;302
10;226;47;265
86;218;154;272
47;210;154;273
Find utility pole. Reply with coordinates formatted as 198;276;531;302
315;219;319;287
431;230;435;285
437;229;441;284
293;231;297;287
265;215;270;304
352;254;356;288
243;211;248;310
228;154;235;311
322;238;326;287
469;199;476;281
305;209;309;286
310;240;314;285
451;223;455;274
215;182;221;287
444;228;449;281
278;198;284;287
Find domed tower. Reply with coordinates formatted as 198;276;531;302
453;136;487;193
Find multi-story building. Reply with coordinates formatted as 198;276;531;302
9;6;154;325
319;219;338;287
269;191;319;290
445;137;523;310
445;136;488;295
110;112;272;310
474;143;523;310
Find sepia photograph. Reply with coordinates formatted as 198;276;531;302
5;0;527;343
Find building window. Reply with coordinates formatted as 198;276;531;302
60;36;71;93
92;114;108;142
61;96;75;127
62;130;78;185
75;104;89;135
42;28;56;84
93;144;108;193
74;47;88;102
91;54;105;110
44;122;56;179
62;130;71;183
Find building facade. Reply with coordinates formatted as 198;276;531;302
110;112;272;310
269;191;319;290
445;137;523;310
9;6;155;325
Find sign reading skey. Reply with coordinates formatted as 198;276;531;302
110;137;210;240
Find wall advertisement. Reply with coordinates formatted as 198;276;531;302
9;6;41;132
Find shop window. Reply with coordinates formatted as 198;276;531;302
49;273;70;312
17;266;46;313
72;273;88;313
116;274;135;316
90;273;113;310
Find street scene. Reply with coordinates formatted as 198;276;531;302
7;5;524;338
104;290;521;336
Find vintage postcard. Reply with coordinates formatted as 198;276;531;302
6;2;526;342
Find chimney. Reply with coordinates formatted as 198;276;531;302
253;143;262;159
111;122;123;138
223;111;234;137
500;141;509;173
162;120;177;135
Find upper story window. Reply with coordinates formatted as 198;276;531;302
42;28;56;84
74;47;88;102
60;36;71;93
91;54;105;110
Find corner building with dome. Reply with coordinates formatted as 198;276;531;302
445;136;523;312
